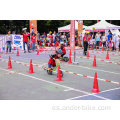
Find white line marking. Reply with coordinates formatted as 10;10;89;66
66;87;120;100
0;67;110;100
64;88;74;91
64;64;120;75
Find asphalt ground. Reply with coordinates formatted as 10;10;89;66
0;48;120;100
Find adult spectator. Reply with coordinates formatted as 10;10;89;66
95;31;101;50
22;28;31;53
53;31;56;46
83;33;88;56
108;30;113;41
48;31;53;43
37;31;40;46
5;30;13;54
61;33;66;42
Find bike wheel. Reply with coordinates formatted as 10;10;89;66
47;70;52;75
63;57;69;62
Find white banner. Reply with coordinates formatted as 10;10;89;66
12;35;23;50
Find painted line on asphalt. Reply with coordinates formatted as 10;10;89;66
0;67;110;100
63;64;120;75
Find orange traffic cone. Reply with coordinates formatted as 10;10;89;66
106;51;109;59
68;50;72;64
55;65;63;81
37;49;39;55
90;45;92;50
7;56;12;69
102;47;104;51
16;48;19;56
28;59;34;73
87;50;90;57
90;72;101;93
93;55;97;67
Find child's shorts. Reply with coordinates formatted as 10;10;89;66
48;63;56;68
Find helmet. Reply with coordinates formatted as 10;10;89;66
60;42;64;45
56;49;63;54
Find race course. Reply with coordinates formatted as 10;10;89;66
0;47;120;100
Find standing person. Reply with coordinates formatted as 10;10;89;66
61;33;66;43
53;31;56;46
31;33;36;51
37;31;40;47
116;35;120;52
5;30;13;54
95;31;101;50
83;33;88;56
109;37;112;51
101;33;107;50
107;30;113;50
22;28;31;53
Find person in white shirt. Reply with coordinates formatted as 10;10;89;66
101;33;107;50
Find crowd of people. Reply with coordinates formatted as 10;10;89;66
4;28;120;55
81;30;120;55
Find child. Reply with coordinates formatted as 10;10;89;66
109;37;112;51
59;42;66;58
31;33;36;51
48;49;63;70
89;38;93;49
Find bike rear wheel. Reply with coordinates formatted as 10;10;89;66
63;57;69;62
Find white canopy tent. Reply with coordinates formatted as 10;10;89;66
86;20;120;31
58;21;88;32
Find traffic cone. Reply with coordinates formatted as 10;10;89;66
55;65;63;81
93;55;97;67
68;50;72;64
28;59;34;73
7;56;12;69
102;47;104;51
106;51;109;59
90;45;92;50
37;49;39;55
87;50;90;57
16;48;19;56
90;72;101;93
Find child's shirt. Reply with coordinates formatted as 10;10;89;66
31;36;36;43
48;54;59;65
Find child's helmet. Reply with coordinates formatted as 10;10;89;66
56;49;63;54
60;42;64;45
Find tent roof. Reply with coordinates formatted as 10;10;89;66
86;20;120;30
58;21;88;32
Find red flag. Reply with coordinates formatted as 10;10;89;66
70;20;75;52
97;20;99;23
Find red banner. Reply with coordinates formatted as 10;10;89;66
30;20;37;42
70;20;75;52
